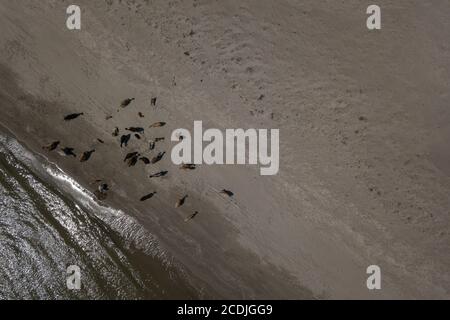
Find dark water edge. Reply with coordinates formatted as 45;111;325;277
0;129;200;299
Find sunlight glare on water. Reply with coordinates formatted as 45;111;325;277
0;132;198;299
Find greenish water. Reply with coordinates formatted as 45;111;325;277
0;132;198;299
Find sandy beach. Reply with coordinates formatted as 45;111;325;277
0;0;449;299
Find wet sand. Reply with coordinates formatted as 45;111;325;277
0;128;200;299
0;0;449;299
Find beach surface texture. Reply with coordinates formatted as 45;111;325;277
0;0;449;299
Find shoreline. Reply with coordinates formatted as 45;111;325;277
0;125;202;299
0;122;225;298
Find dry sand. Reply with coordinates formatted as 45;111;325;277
0;0;449;299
